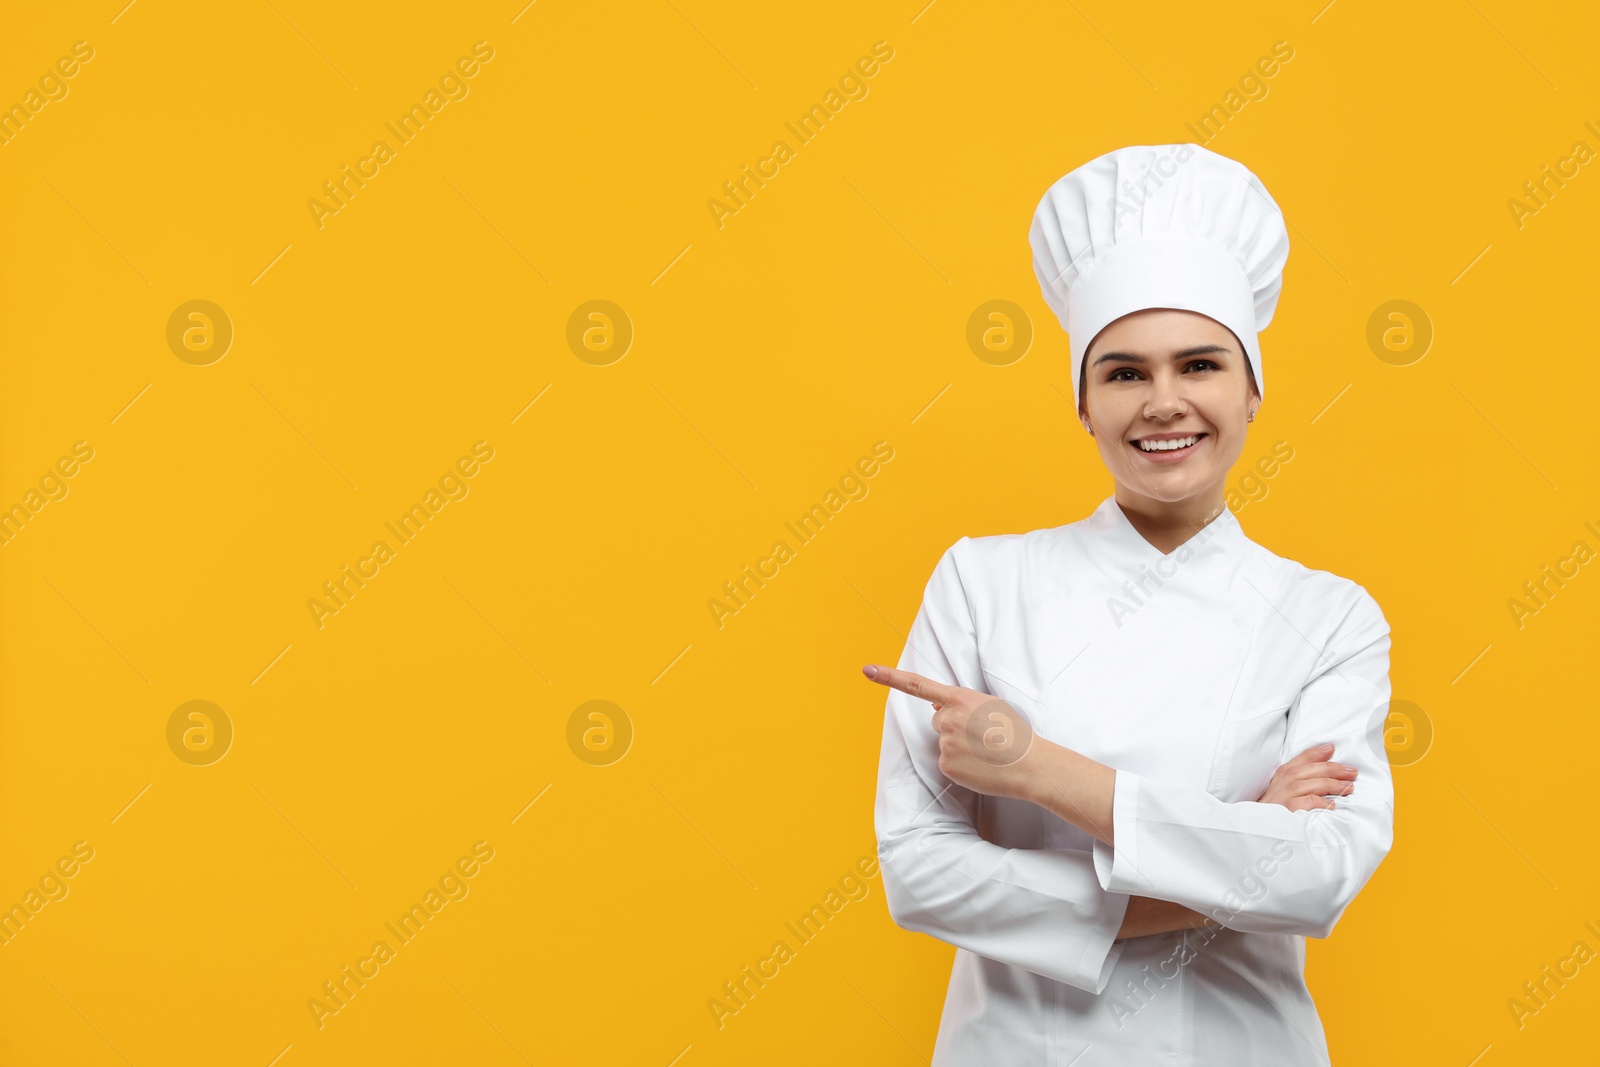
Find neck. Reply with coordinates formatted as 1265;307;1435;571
1112;483;1229;554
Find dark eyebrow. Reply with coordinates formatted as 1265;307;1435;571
1091;344;1232;367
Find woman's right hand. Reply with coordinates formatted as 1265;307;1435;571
1257;743;1359;811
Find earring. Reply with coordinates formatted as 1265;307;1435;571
1248;412;1256;423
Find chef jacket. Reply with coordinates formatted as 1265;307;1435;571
874;493;1394;1065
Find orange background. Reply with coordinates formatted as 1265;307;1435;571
1;1;1596;1063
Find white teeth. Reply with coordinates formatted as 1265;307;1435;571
1137;434;1200;452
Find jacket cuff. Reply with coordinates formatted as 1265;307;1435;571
1093;768;1143;894
1076;889;1132;993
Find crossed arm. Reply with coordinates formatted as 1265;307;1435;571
864;663;1357;940
868;542;1394;990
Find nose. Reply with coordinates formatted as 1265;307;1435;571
1143;369;1187;420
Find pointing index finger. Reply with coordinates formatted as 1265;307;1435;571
862;664;958;706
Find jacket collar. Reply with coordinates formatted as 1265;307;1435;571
1082;492;1251;605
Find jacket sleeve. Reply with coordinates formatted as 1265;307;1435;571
874;538;1132;994
1091;585;1396;938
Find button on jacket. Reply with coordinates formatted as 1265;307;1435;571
873;494;1394;1065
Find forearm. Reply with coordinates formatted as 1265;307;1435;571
1008;743;1221;938
1116;895;1220;939
1014;736;1117;845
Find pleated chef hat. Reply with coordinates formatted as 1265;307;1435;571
1029;143;1290;410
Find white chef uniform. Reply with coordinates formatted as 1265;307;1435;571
872;145;1394;1065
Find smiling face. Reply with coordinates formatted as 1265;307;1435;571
1079;308;1259;518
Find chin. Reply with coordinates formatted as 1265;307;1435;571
1132;483;1207;505
1118;467;1220;503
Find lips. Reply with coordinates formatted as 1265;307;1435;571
1130;433;1208;462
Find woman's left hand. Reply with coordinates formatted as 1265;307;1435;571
862;664;1042;800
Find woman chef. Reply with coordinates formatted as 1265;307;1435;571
862;143;1394;1065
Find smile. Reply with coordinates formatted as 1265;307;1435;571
1134;433;1206;453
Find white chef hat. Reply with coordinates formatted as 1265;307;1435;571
1028;143;1290;410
